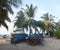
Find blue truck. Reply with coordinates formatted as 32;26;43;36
11;28;28;43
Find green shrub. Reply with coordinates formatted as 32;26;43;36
54;29;60;39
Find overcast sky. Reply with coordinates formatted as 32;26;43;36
0;0;60;35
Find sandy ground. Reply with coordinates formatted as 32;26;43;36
0;38;11;44
0;38;60;50
0;39;6;44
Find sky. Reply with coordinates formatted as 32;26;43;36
0;0;60;35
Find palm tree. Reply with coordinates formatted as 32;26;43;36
41;13;55;37
22;4;37;35
14;10;26;33
0;0;22;30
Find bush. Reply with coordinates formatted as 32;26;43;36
54;29;60;39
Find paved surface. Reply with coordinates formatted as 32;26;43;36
0;38;60;50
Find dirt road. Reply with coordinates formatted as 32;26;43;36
0;38;60;50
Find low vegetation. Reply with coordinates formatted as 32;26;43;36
54;29;60;39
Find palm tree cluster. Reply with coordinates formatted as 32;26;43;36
14;4;60;44
14;4;56;37
0;0;59;37
1;0;60;45
14;4;45;44
14;4;37;35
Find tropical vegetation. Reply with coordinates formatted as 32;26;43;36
41;13;55;37
1;0;60;44
0;0;21;30
22;4;37;35
54;29;60;39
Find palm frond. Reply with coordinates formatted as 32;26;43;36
0;20;8;30
26;4;29;9
5;4;14;14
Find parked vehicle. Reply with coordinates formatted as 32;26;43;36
11;28;28;43
28;33;44;45
11;34;28;43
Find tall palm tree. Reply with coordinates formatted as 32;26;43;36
41;13;55;37
0;0;22;30
22;4;37;35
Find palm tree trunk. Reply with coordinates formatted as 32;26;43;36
34;27;37;34
47;30;50;37
37;29;40;34
29;27;32;36
22;28;25;33
42;30;45;37
34;28;40;34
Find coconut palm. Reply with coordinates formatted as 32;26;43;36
14;10;26;33
0;0;22;30
22;4;37;35
41;13;55;37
